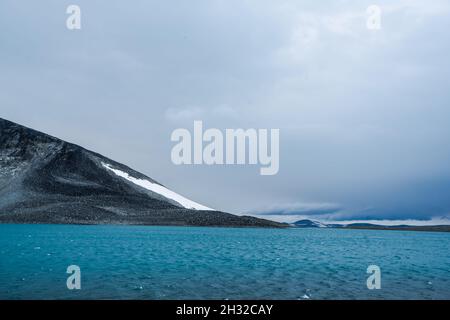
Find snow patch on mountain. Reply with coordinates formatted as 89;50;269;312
102;163;214;211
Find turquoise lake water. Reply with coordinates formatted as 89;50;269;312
0;224;449;299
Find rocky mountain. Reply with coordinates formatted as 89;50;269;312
0;118;285;228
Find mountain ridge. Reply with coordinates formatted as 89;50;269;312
292;219;450;232
0;118;285;228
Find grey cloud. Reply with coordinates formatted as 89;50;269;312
253;202;343;216
1;1;450;222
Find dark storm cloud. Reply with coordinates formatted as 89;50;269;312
253;203;343;216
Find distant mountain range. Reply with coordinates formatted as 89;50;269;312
292;219;450;232
0;118;285;228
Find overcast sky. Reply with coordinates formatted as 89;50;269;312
1;0;450;223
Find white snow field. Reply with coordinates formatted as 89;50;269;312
102;163;214;211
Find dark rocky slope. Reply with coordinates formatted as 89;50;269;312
0;118;285;228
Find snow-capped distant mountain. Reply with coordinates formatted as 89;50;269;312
291;219;450;232
292;219;329;228
0;118;284;227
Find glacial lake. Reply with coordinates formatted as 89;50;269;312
0;224;449;299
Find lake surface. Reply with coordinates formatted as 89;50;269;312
0;224;449;299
